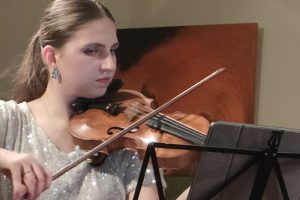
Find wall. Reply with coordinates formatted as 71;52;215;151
0;1;47;97
0;0;299;129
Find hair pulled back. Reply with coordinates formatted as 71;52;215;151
13;0;114;103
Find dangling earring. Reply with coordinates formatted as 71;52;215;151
51;67;61;82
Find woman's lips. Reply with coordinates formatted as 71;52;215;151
96;77;111;85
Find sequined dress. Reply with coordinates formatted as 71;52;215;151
0;100;164;200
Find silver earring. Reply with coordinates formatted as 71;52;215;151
51;67;61;80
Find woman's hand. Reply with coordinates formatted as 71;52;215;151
0;148;52;200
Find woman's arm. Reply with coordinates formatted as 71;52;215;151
128;185;159;200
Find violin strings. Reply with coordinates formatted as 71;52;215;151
125;102;207;139
125;102;152;120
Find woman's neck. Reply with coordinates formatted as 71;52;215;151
28;84;77;153
41;83;75;118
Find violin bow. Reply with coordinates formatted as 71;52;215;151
52;67;225;180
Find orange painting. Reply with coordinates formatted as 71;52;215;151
116;23;257;130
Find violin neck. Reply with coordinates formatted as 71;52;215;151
146;113;206;145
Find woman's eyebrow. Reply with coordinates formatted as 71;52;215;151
111;42;119;48
85;42;119;48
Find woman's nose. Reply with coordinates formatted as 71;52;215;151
100;54;116;71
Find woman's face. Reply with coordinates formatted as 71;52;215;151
55;18;118;99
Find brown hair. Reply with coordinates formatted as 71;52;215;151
12;0;115;103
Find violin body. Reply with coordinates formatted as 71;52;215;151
69;89;209;174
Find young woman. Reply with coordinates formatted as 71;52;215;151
0;0;165;199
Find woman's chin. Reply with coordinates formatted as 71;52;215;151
88;89;108;99
77;87;108;99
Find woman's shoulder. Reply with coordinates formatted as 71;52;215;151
0;100;30;148
0;100;27;110
0;100;29;119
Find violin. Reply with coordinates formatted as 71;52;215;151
53;68;225;180
69;88;209;174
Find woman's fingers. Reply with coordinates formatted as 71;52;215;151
22;161;52;200
23;168;38;200
10;165;27;200
7;155;52;200
13;184;28;200
0;150;52;199
30;162;52;198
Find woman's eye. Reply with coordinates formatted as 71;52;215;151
110;49;116;55
84;49;98;55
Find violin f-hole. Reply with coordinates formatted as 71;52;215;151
107;126;139;135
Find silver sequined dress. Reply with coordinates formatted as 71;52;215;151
0;100;165;200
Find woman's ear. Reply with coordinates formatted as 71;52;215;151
42;45;57;66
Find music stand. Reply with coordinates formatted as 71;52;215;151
133;121;300;200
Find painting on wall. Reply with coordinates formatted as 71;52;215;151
114;23;257;175
112;23;258;199
116;23;257;129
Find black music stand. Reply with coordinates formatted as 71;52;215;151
133;122;300;200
